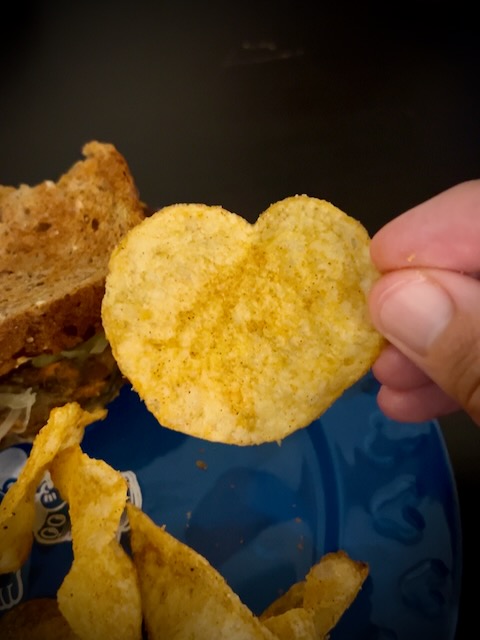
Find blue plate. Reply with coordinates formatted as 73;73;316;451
0;373;461;639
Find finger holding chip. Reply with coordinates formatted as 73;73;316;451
0;403;106;574
50;445;142;640
102;196;384;445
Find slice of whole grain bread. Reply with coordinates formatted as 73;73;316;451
0;141;145;377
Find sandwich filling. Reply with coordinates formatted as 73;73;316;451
0;333;123;447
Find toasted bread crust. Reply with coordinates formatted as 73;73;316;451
0;141;145;376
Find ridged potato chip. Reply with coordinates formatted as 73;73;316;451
50;445;142;640
102;195;383;444
0;409;367;639
0;403;105;573
127;504;276;640
127;505;367;640
260;551;369;639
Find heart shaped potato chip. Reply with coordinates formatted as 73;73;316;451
102;196;383;445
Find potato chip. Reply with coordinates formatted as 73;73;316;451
0;598;79;639
127;503;276;639
0;403;105;573
260;582;306;619
260;609;317;640
303;551;368;636
102;196;384;445
49;445;142;640
261;551;369;639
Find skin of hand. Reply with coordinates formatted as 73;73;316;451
368;179;480;426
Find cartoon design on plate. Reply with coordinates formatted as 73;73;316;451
32;469;142;544
364;411;430;468
118;470;143;537
369;474;425;544
0;443;143;615
34;471;72;544
400;558;452;618
0;446;29;611
0;447;28;500
0;570;23;611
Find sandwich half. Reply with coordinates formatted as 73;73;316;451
0;141;145;446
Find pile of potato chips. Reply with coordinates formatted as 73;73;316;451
1;196;383;636
0;403;368;639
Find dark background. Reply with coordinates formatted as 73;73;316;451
1;2;479;637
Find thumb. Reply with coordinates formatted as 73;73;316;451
369;268;480;425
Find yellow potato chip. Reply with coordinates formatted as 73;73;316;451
0;403;105;574
260;609;317;640
303;551;368;637
260;582;306;619
49;445;142;640
0;598;79;640
102;196;384;444
261;551;368;640
127;503;276;639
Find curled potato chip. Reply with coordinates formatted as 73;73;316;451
127;504;276;640
259;582;306;619
303;551;368;636
260;551;369;640
49;445;142;640
0;598;79;640
102;196;384;445
0;403;105;574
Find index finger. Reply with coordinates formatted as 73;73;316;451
371;180;480;273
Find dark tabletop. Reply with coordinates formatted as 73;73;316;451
1;2;479;637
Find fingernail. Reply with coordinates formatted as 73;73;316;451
377;275;454;355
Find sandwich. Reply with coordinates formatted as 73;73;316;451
0;141;146;447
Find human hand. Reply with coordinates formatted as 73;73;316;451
368;179;480;425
